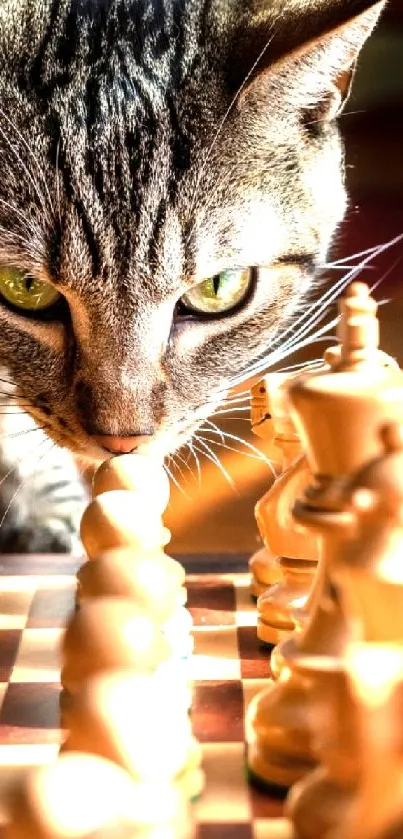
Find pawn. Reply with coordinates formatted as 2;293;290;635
93;453;170;513
80;491;170;560
77;551;192;662
3;752;196;839
61;598;170;696
77;549;187;619
62;670;205;800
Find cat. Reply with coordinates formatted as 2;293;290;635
0;0;386;552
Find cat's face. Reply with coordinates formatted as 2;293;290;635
0;0;385;462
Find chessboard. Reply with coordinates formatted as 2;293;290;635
0;552;292;839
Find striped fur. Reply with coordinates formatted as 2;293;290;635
0;0;385;550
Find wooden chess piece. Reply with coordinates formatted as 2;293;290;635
3;752;196;839
323;423;403;839
256;450;320;646
246;282;403;793
78;549;187;618
81;453;175;565
249;374;320;644
62;670;205;801
92;453;171;512
80;490;170;559
329;644;403;839
61;598;170;695
77;549;192;661
249;375;297;598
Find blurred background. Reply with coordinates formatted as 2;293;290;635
166;0;403;557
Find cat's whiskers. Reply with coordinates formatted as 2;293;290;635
164;459;188;499
170;450;195;482
186;441;202;486
192;434;236;490
0;438;55;534
203;419;225;444
0;434;52;493
1;425;46;441
198;426;276;474
228;232;403;388
325;242;389;267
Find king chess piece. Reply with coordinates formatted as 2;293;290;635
246;282;403;796
325;422;403;839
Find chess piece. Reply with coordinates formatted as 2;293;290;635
4;752;196;839
256;451;320;645
77;549;192;660
250;374;319;643
329;644;403;839
322;423;403;839
246;282;403;792
61;598;170;695
78;549;186;618
62;670;205;801
335;422;403;642
92;453;170;512
249;377;284;597
80;490;170;559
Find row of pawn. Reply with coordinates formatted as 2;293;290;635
4;453;203;839
247;282;403;839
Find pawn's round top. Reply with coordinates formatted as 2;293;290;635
80;491;170;559
93;454;170;513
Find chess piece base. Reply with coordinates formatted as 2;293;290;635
286;765;356;839
257;618;293;646
248;742;315;791
246;672;317;790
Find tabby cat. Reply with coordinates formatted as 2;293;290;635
0;0;386;551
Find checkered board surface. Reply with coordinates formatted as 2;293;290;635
0;553;294;839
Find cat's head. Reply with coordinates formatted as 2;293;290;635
0;0;386;462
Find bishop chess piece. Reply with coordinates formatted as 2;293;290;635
246;282;403;793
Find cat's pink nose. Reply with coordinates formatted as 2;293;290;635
92;435;152;454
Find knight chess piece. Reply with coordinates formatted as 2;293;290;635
249;373;320;646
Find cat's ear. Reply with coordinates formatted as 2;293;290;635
230;0;387;120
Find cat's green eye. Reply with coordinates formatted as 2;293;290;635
181;268;252;316
0;268;61;313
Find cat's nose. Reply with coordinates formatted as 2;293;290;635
92;435;152;454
